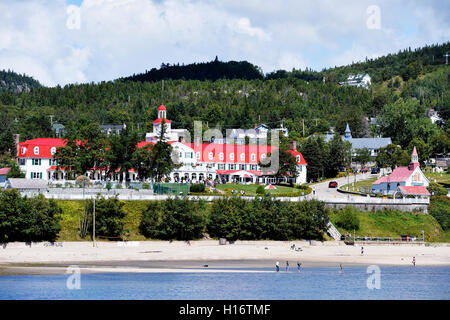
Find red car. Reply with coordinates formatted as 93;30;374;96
360;168;368;173
328;181;338;188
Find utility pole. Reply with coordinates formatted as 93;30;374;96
93;198;96;248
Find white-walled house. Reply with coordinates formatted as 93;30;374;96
17;138;65;181
371;147;430;197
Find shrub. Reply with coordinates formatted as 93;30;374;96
428;182;448;196
139;198;207;240
336;172;348;178
0;190;61;242
190;183;205;193
207;196;329;241
142;183;151;190
106;182;112;191
115;184;122;189
334;206;360;231
86;196;126;239
429;196;450;230
256;185;265;195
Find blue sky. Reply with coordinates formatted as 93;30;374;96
0;0;448;86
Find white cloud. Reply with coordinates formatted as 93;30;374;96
0;0;448;86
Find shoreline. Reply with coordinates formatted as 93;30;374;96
1;240;449;275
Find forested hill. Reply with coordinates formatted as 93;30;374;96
267;42;450;84
122;57;264;82
0;70;41;93
121;43;450;85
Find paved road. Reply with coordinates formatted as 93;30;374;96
307;172;381;200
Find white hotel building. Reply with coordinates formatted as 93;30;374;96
16;105;307;185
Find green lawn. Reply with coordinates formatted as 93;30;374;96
215;183;302;196
330;209;447;242
340;177;378;193
56;200;150;241
424;171;450;186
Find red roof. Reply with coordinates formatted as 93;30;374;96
153;118;171;124
0;168;11;175
158;105;166;111
286;149;308;165
373;166;414;184
398;186;430;196
182;142;273;164
17;138;66;158
411;146;418;157
136;141;154;148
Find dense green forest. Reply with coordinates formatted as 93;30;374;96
123;57;264;82
0;42;448;162
0;69;41;93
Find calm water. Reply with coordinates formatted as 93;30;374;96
0;266;449;300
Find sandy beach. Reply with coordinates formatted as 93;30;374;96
1;240;449;275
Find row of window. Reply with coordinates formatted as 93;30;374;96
179;151;264;162
25;159;57;166
30;172;42;179
182;163;260;171
22;147;57;156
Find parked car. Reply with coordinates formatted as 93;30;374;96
328;181;338;188
371;167;380;174
360;168;368;173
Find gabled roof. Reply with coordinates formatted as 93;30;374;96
398;186;430;196
17;138;66;158
6;178;48;190
158;105;166;111
373;166;415;184
286;149;308;165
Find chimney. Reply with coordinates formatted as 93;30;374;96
290;140;296;150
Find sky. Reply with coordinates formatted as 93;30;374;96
0;0;449;86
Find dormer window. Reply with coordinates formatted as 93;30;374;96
21;147;27;155
51;147;57;155
240;153;245;161
261;153;266;160
208;152;213;160
251;154;256;161
196;152;200;159
230;153;234;161
34;147;39;155
296;155;300;163
219;153;224;161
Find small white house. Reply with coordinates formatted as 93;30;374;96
371;147;430;196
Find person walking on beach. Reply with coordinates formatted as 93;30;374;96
412;256;416;267
297;262;302;273
339;264;344;274
361;246;364;255
276;261;280;272
286;261;289;272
